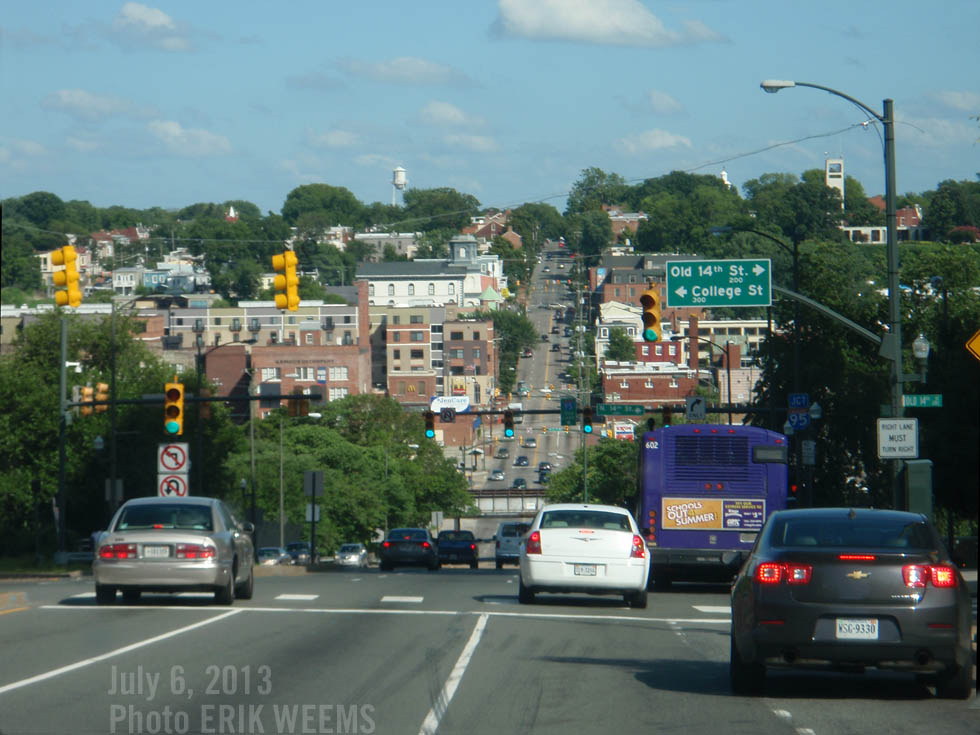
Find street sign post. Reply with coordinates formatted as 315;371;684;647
596;403;645;416
666;259;771;308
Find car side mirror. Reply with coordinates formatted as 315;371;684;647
241;522;255;534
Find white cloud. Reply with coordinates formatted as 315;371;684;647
444;133;498;152
354;153;397;168
615;129;692;153
337;57;469;85
111;3;192;52
932;91;980;112
41;89;156;122
420;101;482;126
67;135;101;153
307;129;360;148
494;0;723;47
898;116;978;147
147;120;231;156
647;90;682;115
115;2;176;31
10;139;49;156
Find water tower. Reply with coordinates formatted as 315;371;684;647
392;166;407;206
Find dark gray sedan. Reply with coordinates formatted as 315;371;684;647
379;528;439;571
92;496;255;605
730;508;972;698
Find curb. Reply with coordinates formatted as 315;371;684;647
0;570;84;581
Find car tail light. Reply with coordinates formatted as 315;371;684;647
99;543;137;559
382;541;391;548
839;553;876;561
630;535;646;559
176;543;215;559
469;543;476;551
419;541;431;549
904;564;957;588
526;530;542;555
495;540;500;549
754;562;812;585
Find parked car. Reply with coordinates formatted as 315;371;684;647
286;541;317;565
379;528;439;571
92;496;255;605
495;522;530;569
521;348;533;358
257;547;290;565
514;456;529;467
496;448;510;459
436;530;479;569
512;478;527;489
730;508;972;698
518;503;648;608
335;543;368;568
550;326;560;334
489;469;505;481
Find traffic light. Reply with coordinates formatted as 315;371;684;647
164;382;184;435
646;417;657;432
51;245;82;308
80;385;95;416
272;249;299;311
94;382;109;413
503;410;515;438
581;407;594;434
662;405;672;427
639;285;661;342
424;410;436;439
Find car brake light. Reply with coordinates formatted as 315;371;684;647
420;541;430;549
469;543;476;551
755;562;782;584
785;564;812;584
526;530;542;555
839;554;876;561
382;541;391;548
176;543;215;559
99;543;137;559
902;564;955;588
630;535;646;559
754;562;812;585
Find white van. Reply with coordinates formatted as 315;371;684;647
494;521;530;568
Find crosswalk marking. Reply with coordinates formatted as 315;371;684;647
275;594;319;601
693;605;730;614
381;596;424;603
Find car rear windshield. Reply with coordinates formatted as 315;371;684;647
116;504;213;531
439;531;475;541
771;518;935;549
540;510;631;531
500;524;529;537
388;529;428;541
339;544;361;553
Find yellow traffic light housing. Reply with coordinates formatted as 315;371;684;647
164;382;184;435
51;245;82;308
639;285;661;342
94;382;109;413
503;410;515;438
424;410;436;439
272;249;299;311
80;385;95;416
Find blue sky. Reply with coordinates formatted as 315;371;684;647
2;1;978;218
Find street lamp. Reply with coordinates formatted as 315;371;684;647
761;79;904;506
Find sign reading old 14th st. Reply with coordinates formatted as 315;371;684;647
666;259;772;308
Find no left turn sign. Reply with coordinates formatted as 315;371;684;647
158;443;189;473
158;474;189;497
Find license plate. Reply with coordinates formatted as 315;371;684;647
143;545;170;558
835;618;878;640
574;564;596;576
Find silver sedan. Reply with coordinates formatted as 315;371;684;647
92;496;255;605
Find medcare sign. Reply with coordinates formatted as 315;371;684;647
666;259;771;308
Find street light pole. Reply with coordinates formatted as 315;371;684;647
761;79;903;506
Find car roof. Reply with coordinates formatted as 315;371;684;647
120;496;216;506
540;503;631;515
770;507;929;523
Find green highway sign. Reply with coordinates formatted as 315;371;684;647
560;396;578;425
596;403;645;416
666;259;772;308
903;394;942;408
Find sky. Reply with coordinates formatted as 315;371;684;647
2;1;978;219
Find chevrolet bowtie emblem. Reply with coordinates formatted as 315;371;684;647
846;570;870;579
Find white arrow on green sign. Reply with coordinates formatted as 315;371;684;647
666;259;772;308
596;403;645;416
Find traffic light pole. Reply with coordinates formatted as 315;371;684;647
57;315;68;557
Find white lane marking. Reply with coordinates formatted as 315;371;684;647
381;596;424;603
275;594;319;601
70;592;95;598
693;605;731;614
773;710;792;722
0;609;239;695
418;613;489;735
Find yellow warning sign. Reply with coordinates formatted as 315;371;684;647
967;328;980;363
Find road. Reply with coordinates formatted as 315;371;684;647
1;570;976;734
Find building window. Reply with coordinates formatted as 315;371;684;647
473;332;480;341
473;348;481;359
391;331;400;342
644;379;653;388
428;283;435;295
329;387;349;401
655;345;663;356
417;381;425;393
668;344;676;356
600;328;608;338
261;367;280;381
669;378;678;388
388;284;395;296
393;350;400;359
329;366;348;381
410;349;424;359
411;331;424;342
641;345;649;356
369;284;375;296
296;367;314;381
450;331;464;340
449;349;464;359
410;314;423;324
448;284;455;295
305;333;314;345
408;284;415;296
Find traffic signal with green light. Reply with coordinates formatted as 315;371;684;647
424;410;436;439
272;249;300;311
94;382;109;413
662;405;672;427
581;407;594;434
639;285;661;342
164;382;185;435
51;245;82;308
80;385;95;416
503;410;515;438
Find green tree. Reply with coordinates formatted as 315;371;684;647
402;187;480;233
842;176;883;226
604;327;636;362
565;167;628;215
546;438;639;505
281;184;365;228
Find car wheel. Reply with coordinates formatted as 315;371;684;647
121;589;141;603
729;633;765;695
934;660;972;699
95;584;116;605
626;587;648;609
495;560;503;570
235;564;254;600
428;560;440;571
379;561;392;571
518;576;535;604
470;560;479;570
214;569;235;606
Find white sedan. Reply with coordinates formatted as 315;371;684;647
518;503;649;608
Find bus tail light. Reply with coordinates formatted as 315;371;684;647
630;535;646;558
526;530;542;555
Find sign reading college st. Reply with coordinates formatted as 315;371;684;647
666;259;772;308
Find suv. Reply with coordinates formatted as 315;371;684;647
494;521;530;569
496;447;510;459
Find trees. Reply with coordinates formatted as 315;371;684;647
281;183;366;228
604;327;636;362
546;438;639;506
402;187;480;233
565;167;628;215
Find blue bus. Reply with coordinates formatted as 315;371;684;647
636;424;790;589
